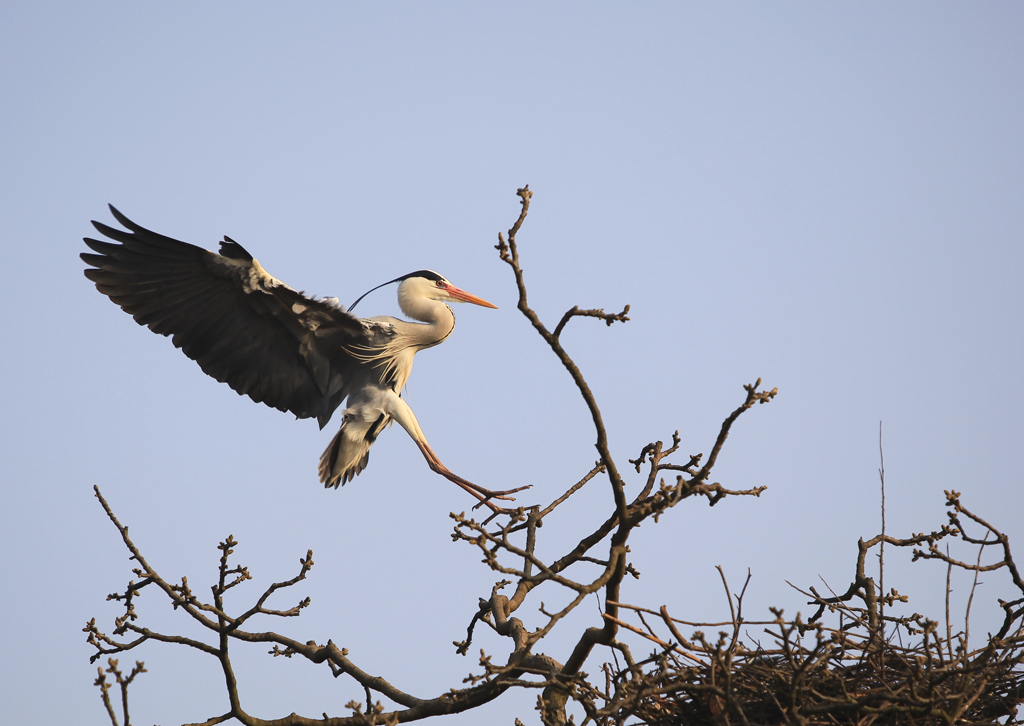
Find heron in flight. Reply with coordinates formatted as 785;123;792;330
81;206;520;508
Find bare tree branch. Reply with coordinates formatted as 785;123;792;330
84;189;1024;726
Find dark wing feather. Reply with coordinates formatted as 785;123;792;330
82;205;365;425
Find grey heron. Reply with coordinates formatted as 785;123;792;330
81;206;521;508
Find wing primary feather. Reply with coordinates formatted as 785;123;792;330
219;236;253;261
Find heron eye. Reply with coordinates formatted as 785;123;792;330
436;280;445;288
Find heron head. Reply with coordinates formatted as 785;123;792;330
349;270;497;314
398;270;498;309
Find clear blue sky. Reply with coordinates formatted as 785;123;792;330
2;3;1022;724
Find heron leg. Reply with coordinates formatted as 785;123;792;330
413;439;530;511
383;390;529;511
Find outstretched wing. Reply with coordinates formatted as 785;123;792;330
82;205;365;426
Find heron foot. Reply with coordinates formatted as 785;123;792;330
437;466;531;516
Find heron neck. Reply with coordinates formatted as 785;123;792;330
405;301;456;350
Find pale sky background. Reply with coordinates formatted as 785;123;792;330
2;4;1022;725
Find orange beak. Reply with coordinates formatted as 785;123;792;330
444;284;498;309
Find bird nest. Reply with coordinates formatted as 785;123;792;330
587;492;1024;726
600;615;1023;726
